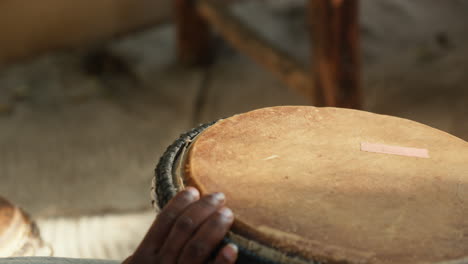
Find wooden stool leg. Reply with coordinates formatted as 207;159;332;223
309;0;361;108
175;0;213;65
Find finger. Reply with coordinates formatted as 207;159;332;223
157;193;226;263
177;207;234;264
138;187;200;253
213;244;239;264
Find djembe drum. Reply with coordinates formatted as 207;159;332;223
153;106;468;264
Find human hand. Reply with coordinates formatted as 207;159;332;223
123;187;238;264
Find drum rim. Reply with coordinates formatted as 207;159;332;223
153;119;468;264
154;121;319;264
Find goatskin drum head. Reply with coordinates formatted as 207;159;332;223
184;106;468;264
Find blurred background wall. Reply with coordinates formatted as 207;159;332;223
0;0;170;65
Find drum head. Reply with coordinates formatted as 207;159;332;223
182;106;468;264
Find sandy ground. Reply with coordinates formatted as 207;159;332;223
0;0;467;259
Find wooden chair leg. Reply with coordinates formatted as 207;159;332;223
309;0;361;108
175;0;214;66
198;0;313;102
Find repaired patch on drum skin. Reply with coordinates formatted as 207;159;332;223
360;142;430;158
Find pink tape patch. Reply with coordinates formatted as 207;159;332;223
361;142;429;158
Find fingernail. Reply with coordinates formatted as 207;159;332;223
228;243;238;254
186;187;199;198
223;243;238;262
213;192;225;202
219;207;233;219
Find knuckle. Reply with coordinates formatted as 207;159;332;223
175;215;194;232
153;254;162;263
154;254;166;264
158;257;172;264
187;241;209;258
156;248;176;264
158;210;178;225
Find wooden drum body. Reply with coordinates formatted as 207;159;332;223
153;106;468;264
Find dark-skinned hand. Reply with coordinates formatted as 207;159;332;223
123;187;238;264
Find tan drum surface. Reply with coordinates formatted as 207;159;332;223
184;106;468;264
